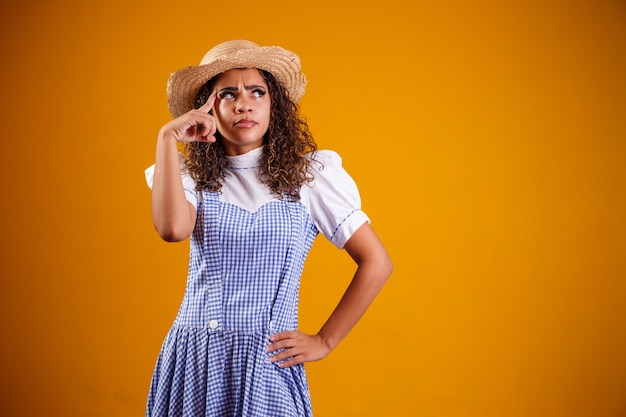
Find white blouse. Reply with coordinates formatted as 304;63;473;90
145;147;369;249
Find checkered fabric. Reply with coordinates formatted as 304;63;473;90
146;191;318;417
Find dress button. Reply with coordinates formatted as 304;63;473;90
209;320;219;329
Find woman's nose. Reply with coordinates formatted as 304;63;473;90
235;98;252;113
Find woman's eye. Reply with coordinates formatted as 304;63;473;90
220;91;235;99
252;88;266;98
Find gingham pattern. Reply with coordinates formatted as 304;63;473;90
147;191;318;417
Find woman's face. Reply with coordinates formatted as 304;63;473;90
212;68;271;155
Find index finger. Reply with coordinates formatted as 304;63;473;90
269;330;298;342
197;89;217;114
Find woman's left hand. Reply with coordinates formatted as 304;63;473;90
267;331;331;368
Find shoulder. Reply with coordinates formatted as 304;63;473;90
309;149;342;165
301;150;369;248
145;153;199;208
307;149;344;177
301;149;361;205
303;149;356;189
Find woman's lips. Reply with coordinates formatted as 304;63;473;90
234;119;256;128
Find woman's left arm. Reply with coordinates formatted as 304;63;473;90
267;222;393;367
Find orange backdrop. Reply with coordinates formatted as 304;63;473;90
1;0;625;416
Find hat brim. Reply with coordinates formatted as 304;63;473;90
166;45;306;118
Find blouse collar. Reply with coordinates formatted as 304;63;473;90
226;146;263;169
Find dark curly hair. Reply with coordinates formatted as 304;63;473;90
182;69;317;201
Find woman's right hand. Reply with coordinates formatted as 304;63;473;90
159;90;218;143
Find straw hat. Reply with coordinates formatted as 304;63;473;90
166;40;306;117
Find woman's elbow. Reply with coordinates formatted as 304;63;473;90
151;203;196;242
153;221;194;242
378;253;393;282
382;254;394;278
159;230;191;242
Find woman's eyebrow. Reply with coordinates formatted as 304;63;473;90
244;84;266;90
218;85;266;93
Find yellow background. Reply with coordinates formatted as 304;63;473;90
1;0;625;416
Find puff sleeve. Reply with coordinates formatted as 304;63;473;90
144;154;200;209
302;150;370;249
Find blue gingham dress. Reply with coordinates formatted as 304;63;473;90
144;148;369;417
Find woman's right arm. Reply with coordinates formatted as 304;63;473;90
151;92;217;242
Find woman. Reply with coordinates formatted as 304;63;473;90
145;40;392;416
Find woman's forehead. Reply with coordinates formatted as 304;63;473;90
215;68;267;86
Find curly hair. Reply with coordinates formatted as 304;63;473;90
182;69;317;201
